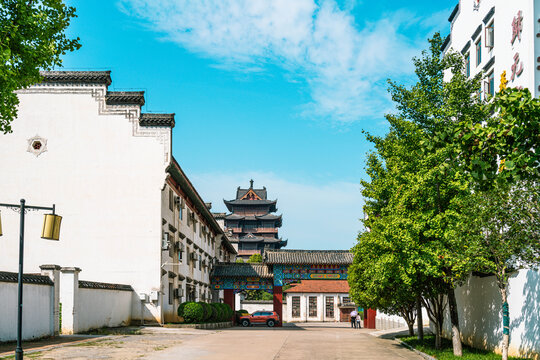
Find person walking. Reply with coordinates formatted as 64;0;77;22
350;309;358;328
356;312;362;329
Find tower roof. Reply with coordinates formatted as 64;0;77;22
224;199;277;212
235;180;267;200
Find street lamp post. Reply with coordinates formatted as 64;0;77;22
0;199;61;360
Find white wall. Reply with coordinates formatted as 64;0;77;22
445;0;538;96
241;300;274;314
286;293;346;322
77;288;132;332
0;82;169;322
438;269;539;359
0;282;54;341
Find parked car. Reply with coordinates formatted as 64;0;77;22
238;311;279;327
235;309;249;323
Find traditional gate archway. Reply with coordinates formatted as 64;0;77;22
211;249;376;328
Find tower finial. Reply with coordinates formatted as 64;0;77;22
250;179;254;188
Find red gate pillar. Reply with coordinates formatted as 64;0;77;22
224;289;236;325
273;286;283;327
365;308;377;329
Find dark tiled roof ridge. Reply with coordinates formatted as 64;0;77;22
40;71;112;86
264;249;353;265
79;280;133;292
106;91;145;106
140;113;175;128
0;271;53;285
211;263;273;278
266;249;351;253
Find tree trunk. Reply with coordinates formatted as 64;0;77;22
417;296;424;340
435;321;442;349
501;287;510;360
447;288;463;356
408;323;414;336
422;294;446;350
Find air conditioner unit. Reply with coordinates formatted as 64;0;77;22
139;293;149;302
150;291;159;302
190;252;198;261
161;233;170;250
174;196;181;207
173;288;183;299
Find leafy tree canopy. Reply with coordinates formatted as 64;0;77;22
0;0;81;133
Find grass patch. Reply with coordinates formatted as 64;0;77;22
398;335;532;360
153;345;168;351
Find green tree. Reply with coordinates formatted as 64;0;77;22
247;253;262;263
0;0;81;133
448;87;540;189
235;258;245;263
352;33;488;354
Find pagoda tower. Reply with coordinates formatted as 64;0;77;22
224;180;287;259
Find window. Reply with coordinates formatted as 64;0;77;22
178;247;183;263
485;22;494;49
476;38;482;66
325;296;334;318
198;254;202;270
179;208;183;221
342;296;351;304
168;282;173;305
309;296;317;317
465;53;470;77
485;71;495;99
169;189;174;211
292;296;301;317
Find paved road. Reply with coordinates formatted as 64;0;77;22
4;323;423;360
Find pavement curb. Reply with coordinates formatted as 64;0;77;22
393;338;438;360
0;335;114;359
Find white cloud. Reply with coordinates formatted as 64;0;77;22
189;172;364;250
119;0;444;122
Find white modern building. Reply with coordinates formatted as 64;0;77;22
441;2;540;358
442;0;540;96
0;71;236;325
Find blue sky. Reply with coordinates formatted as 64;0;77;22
62;0;455;250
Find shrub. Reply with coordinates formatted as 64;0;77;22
183;302;204;323
219;303;233;322
209;303;220;322
217;303;227;321
177;302;191;317
198;302;212;322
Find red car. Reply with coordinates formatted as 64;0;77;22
239;311;279;327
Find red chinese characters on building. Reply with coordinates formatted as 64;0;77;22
511;53;524;81
511;10;523;44
510;10;524;82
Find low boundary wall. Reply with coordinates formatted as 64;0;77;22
0;265;134;340
437;269;539;359
0;272;55;342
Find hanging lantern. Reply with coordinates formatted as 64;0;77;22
0;211;3;237
41;214;62;240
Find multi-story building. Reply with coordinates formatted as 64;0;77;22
441;3;540;358
223;180;287;259
0;71;235;325
442;0;540;96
